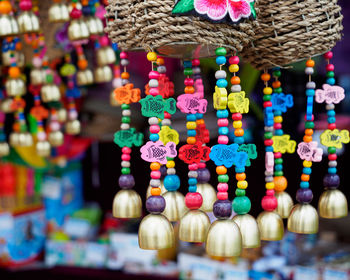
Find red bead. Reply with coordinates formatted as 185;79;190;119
185;192;203;209
100;36;109;47
324;51;333;60
192;59;200;66
70;7;82;19
326;64;334;72
261;195;277;211
197;162;206;169
266;189;275;196
232;113;242;121
263;101;272;108
120;52;128;59
274;152;282;158
122;147;132;154
184;78;194;86
217;192;228;200
121;154;131;161
304;114;314;121
164;112;171;119
229;56;239;65
188;163;198;171
274;123;282;130
328;123;336;130
264;139;273;146
328;154;337;161
19;0;32;11
149;71;160;80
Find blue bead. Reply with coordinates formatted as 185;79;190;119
306;89;315;96
218;127;229;135
275;164;283;171
164;174;180;191
186;114;196;121
235;167;245;173
217;110;229;118
265;146;274;152
150;134;159;142
196;113;203;119
328;167;337;174
183;61;192;68
188;186;197;193
327;110;335;117
275;129;283;136
216;56;227;65
188;178;197;185
274;110;282;116
328;117;336;124
216;79;228;88
300;181;309;188
188;130;196;137
303;167;312;175
327;78;335;85
235;136;244;144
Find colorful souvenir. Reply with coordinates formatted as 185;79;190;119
139;95;176;119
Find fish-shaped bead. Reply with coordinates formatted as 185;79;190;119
315;84;345;104
320;129;350;148
297;141;323;162
113;83;141;105
272;134;296;153
271;93;293;113
209;143;248;169
179;142;210;164
177;92;208;114
228;91;249;114
159;126;179;145
213;86;228;110
140;140;177;164
139;95;176;119
114;128;144;148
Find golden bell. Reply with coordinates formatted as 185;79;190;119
319;189;348;219
17;11;40;34
57;108;67;123
232;214;260;248
0;14;19;37
287;204;318;234
68;19;90;41
66;120;81;135
86;16;104;35
48;131;64;147
9;132;33;147
206;219;242;257
2;51;24;67
179;209;210;242
138;214;175;250
112;189;142;218
94;66;113;83
36;141;51;157
30;68;46;86
162;191;187;222
275;191;294;219
48;3;70;23
77;69;94;86
5;78;26;97
197;183;216;212
41;84;61;103
97;47;116;66
0;98;14;113
0;142;10;157
146;181;166;199
257;211;284;241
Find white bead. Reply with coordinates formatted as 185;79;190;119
167;168;176;175
120;59;129;66
148;117;159;125
326;104;335;110
305;67;314;75
149;79;159;88
231;85;241;92
265;176;274;182
157;66;166;74
328;160;337;167
215;70;226;79
306;81;316;89
122;79;129;85
193;67;201;74
264;126;274;132
121;161;130;168
188;171;198;178
161;119;171;126
122;110;131;116
265;171;273;176
120;123;130;130
150;179;161;187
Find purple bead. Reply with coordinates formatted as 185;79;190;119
296;188;313;203
323;173;340;189
213;200;232;219
146;195;166;214
197;168;211;183
160;165;167;178
118;174;135;189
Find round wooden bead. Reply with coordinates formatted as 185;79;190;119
147;52;157;62
185;192;203;209
274;176;287;192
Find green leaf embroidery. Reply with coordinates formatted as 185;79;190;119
172;0;194;14
250;2;256;19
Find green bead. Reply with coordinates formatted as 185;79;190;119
184;69;193;76
305;121;315;129
263;95;271;101
121;104;130;110
275;158;283;165
232;196;251;215
121;168;130;174
274;87;283;94
273;70;281;78
264;131;273;139
328;147;337;154
46;74;54;84
121;116;130;123
274;171;283;176
326;71;335;78
218;174;229;183
235;189;246;197
215;47;227;56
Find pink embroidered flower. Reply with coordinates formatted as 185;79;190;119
194;0;253;22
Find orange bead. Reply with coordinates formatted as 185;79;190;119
306;59;315;67
272;80;281;89
150;162;161;171
236;173;246;181
261;73;271;82
305;129;314;136
230;76;240;85
303;135;312;143
15;42;22;51
77;59;88;70
274;176;287;192
234;128;244;137
151;187;161;196
185;86;195;94
187;137;196;144
216;166;227;175
121;72;130;79
0;1;12;14
9;67;20;78
157;57;164;65
301;174;310;182
13;122;20;132
196;119;204;125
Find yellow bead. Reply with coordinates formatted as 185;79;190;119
237;180;248;189
274;116;283;123
266;182;275;189
233;120;242;129
229;64;239;73
166;160;175;168
147;52;157;62
186;121;196;130
303;160;312;168
263;87;273;95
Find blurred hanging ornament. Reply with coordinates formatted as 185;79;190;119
76;44;94;86
94;65;113;83
2;51;24;67
96;36;116;66
0;1;19;37
68;2;89;41
49;1;70;23
17;0;40;34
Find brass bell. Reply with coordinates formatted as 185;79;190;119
138;214;175;250
275;191;294;219
146;181;166;199
206;219;242;257
30;68;46;86
197;183;216;212
36;141;51;157
41;84;61;103
232;214;260;248
66;120;81;135
48;3;70;23
112;189;142;218
17;11;40;34
0;98;14;113
96;46;116;66
9;132;33;147
77;69;94;86
57;108;67;123
48;130;64;147
86;16;104;36
179;209;210;242
2;51;24;67
94;66;113;83
257;211;284;241
5;78;26;97
287;204;318;234
162;191;187;222
0;142;10;157
68;19;90;41
0;14;19;37
319;189;348;219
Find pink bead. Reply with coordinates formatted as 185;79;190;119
184;78;194;86
120;52;128;59
68;81;74;89
164;112;171;119
328;123;336;130
274;123;282;130
33;57;42;68
217;192;228;200
266;189;275;196
121;154;131;161
100;36;109;47
50;122;60;131
218;135;229;144
148;71;160;80
326;64;334;72
149;88;159;96
261;195;277;211
324;51;333;60
151;171;161;179
69;111;78;120
274;152;282;158
149;125;160;134
122;147;132;154
229;56;239;65
217;118;228;127
37;132;46;141
192;59;200;66
185;192;203;209
197;162;206;169
217;183;228;192
188;163;198;171
19;0;32;11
